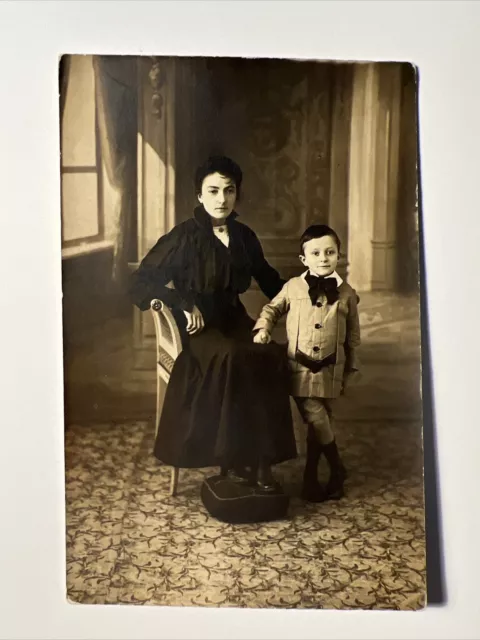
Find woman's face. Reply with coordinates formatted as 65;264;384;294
198;172;237;221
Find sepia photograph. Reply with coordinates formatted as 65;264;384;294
61;54;425;610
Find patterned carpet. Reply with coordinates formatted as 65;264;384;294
64;292;426;610
65;420;425;610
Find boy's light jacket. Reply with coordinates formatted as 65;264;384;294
253;270;361;398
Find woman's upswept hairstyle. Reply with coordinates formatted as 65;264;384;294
195;156;243;198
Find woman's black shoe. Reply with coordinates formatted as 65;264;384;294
220;466;255;485
256;479;282;494
256;463;281;493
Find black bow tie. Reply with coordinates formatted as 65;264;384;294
305;273;339;306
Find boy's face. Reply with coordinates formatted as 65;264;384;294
300;235;339;277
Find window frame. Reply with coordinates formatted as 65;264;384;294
60;60;106;255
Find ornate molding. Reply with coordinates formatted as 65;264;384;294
148;57;166;119
306;66;332;225
371;240;397;249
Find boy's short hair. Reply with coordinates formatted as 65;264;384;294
300;224;342;255
194;156;243;198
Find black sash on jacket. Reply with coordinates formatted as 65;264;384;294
294;349;337;373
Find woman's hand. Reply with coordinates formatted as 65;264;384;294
253;329;271;344
184;306;205;335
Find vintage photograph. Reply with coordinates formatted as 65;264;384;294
61;54;425;610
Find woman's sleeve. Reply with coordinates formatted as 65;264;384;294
129;227;195;313
248;229;285;299
345;290;361;372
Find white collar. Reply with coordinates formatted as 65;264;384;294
301;269;343;287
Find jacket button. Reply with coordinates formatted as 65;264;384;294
315;323;321;329
316;302;322;308
313;346;320;352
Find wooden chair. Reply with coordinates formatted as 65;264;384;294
150;298;183;496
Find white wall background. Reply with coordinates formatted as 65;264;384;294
1;1;480;639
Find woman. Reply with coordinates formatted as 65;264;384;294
129;156;297;491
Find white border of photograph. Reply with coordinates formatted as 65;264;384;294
1;1;479;638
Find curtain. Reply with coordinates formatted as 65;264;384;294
59;55;71;121
59;54;71;189
93;55;137;289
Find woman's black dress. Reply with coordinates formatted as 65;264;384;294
129;205;297;469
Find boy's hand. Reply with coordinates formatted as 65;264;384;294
253;329;271;344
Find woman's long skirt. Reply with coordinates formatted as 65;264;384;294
153;311;297;469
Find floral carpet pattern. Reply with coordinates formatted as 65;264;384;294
65;292;426;610
65;417;425;610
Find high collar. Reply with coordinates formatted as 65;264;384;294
193;205;238;230
301;269;344;287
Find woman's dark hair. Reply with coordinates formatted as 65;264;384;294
300;224;342;255
195;156;243;198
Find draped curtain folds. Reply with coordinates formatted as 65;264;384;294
93;55;137;288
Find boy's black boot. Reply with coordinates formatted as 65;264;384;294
301;428;328;503
323;439;347;499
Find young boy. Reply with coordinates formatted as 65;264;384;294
253;224;361;503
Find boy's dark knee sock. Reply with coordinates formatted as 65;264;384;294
322;439;347;496
301;426;329;502
303;426;322;481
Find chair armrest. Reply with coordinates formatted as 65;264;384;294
151;298;163;312
150;298;183;361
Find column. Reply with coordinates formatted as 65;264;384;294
347;62;403;292
132;56;176;377
137;56;176;260
347;63;379;291
371;63;402;290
